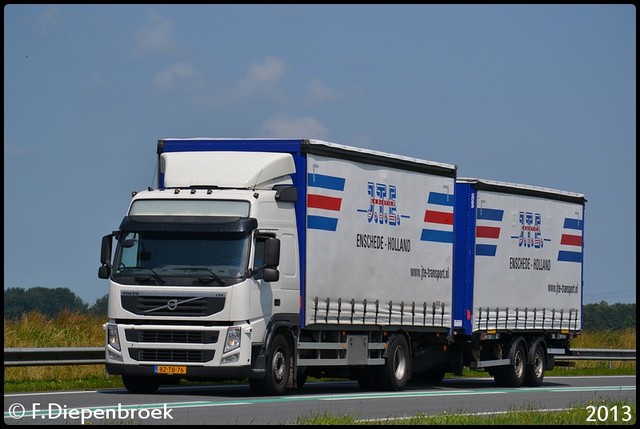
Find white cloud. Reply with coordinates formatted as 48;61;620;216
235;56;286;97
154;63;204;91
307;79;341;103
261;113;330;140
34;6;61;35
134;11;179;56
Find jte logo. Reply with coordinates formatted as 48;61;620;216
518;211;543;248
366;182;401;226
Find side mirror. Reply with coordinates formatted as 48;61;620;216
100;234;114;265
264;237;280;268
99;233;114;279
262;268;279;282
98;265;111;279
253;235;281;281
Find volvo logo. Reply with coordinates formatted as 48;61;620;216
142;296;206;313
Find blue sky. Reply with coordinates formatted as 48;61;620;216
4;4;636;306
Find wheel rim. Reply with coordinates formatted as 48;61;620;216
514;348;525;379
393;346;408;380
272;350;286;383
534;350;544;379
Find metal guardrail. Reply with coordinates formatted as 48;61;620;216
2;347;636;367
555;348;637;361
4;347;105;367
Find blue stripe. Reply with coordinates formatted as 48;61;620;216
427;192;454;207
308;173;345;191
420;229;453;243
563;218;583;231
558;250;582;263
308;215;338;231
476;244;497;256
477;208;504;221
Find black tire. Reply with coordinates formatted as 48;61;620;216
378;334;411;391
122;375;160;394
249;334;291;395
524;341;546;387
493;339;526;387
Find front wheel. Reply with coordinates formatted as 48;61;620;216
250;334;291;395
378;334;411;391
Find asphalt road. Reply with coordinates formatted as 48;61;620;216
4;375;636;425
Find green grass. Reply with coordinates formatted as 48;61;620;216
294;400;636;425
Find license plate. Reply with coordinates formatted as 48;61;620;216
155;365;187;375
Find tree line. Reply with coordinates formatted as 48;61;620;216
3;287;636;331
4;287;107;320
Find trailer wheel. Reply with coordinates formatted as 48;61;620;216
524;340;546;387
493;338;526;387
250;334;290;395
378;334;410;391
122;375;160;394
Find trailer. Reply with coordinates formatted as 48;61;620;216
451;177;586;386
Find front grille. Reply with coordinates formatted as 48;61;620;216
125;329;219;344
121;295;225;316
129;348;215;363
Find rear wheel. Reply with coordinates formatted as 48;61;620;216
378;334;410;391
494;339;526;387
524;342;545;387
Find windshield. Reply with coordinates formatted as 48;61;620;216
112;230;250;286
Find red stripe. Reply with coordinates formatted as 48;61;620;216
424;210;453;225
476;226;500;239
308;194;342;211
561;234;582;246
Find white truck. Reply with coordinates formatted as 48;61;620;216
98;138;586;394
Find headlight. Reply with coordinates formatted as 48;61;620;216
224;327;241;353
107;324;121;351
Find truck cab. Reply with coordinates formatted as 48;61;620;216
99;151;298;393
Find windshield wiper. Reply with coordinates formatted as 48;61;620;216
172;267;226;286
120;267;166;285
